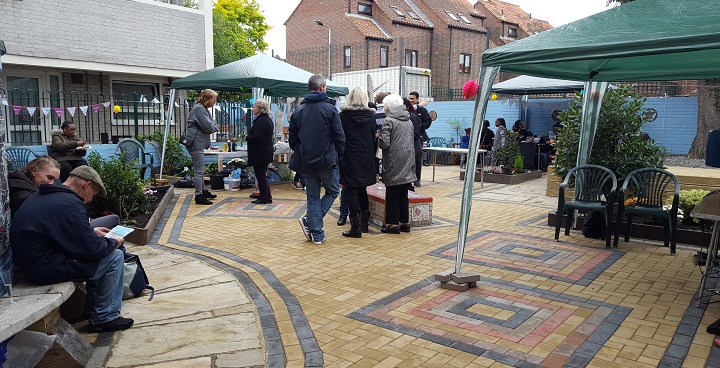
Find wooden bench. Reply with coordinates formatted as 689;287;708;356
366;183;433;227
0;276;97;367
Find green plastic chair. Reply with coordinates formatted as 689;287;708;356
116;138;154;178
429;137;449;165
614;168;680;255
6;147;38;172
555;164;618;249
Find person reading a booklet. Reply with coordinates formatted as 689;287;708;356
10;166;134;332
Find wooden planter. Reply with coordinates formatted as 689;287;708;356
459;170;543;185
125;186;175;245
547;211;707;247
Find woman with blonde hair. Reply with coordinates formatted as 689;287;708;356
338;87;377;237
186;89;219;205
245;99;275;204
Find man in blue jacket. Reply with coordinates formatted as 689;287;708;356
289;75;345;244
10;166;133;332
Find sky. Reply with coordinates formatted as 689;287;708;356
255;0;614;59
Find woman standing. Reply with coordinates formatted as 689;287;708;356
245;99;275;204
186;89;219;205
379;94;417;234
338;87;377;237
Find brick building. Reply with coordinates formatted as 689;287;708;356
285;0;551;100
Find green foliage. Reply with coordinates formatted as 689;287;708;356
553;85;668;182
87;152;149;220
678;189;710;223
513;155;524;172
136;130;191;177
213;0;270;67
206;162;219;174
494;130;522;169
446;118;465;142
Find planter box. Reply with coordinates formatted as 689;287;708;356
547;211;706;246
125;186;175;245
459;170;543;185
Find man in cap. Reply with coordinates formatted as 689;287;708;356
10;166;134;332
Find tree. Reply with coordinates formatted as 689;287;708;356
213;0;270;67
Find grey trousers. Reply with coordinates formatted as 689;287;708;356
189;148;206;195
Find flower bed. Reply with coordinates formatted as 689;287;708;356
459;169;543;185
124;186;174;245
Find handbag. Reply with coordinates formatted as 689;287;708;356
123;253;154;301
180;127;198;148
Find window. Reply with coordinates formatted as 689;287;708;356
358;3;372;15
111;82;162;126
459;53;471;74
507;27;518;38
390;6;405;17
344;46;351;68
380;46;389;67
405;49;418;67
445;11;459;21
406;9;419;20
458;13;471;24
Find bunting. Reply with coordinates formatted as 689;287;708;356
66;106;76;117
2;99;118;118
79;106;88;116
41;107;51;116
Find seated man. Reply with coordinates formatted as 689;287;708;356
10;166;133;332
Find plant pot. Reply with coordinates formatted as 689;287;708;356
209;173;226;190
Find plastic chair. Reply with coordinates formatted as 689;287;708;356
429;137;449;165
116;138;154;178
555;164;618;249
614;168;680;255
5;147;38;171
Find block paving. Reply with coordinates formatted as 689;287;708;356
105;166;720;367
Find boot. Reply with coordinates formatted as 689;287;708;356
195;194;213;205
342;215;362;238
337;215;347;226
202;189;217;199
360;210;370;233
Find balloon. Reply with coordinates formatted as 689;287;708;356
462;80;479;100
491;94;498;101
113;105;121;113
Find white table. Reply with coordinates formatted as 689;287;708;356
204;149;247;170
422;147;488;186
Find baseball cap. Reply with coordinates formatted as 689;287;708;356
69;166;107;197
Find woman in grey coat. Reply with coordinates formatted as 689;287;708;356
378;94;417;234
186;89;219;205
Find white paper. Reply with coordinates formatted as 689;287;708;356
105;225;135;239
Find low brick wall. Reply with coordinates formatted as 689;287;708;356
367;183;433;227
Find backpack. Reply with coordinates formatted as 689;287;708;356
123;253;154;300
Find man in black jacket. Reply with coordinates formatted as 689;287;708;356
408;91;431;185
10;166;133;332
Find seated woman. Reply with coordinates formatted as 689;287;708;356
9;155;119;228
512;120;532;141
51;121;88;182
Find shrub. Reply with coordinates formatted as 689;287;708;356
513;155;524;173
493;130;521;169
678;189;709;223
136;130;191;177
87;151;150;220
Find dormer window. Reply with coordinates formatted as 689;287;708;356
507;27;518;38
358;3;372;15
407;9;419;20
458;14;471;24
445;11;459;21
391;6;405;17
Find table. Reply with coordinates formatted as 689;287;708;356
204;149;247;171
422;147;487;187
692;192;720;308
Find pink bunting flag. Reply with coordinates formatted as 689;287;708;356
41;107;51;116
67;106;76;117
79;106;88;116
53;108;64;118
12;106;22;115
91;104;100;113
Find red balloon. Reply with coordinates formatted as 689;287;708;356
462;80;479;100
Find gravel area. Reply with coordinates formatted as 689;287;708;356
665;154;720;169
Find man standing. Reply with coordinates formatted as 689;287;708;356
408;91;431;186
289;75;345;244
10;166;133;332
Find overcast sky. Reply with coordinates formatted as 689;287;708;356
256;0;614;59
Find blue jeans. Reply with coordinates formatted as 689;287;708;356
338;187;348;218
84;249;124;325
305;167;340;241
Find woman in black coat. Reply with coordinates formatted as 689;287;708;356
339;87;377;238
245;99;275;204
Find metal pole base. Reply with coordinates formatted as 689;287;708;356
434;270;481;291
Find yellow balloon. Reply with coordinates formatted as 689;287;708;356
113;105;121;113
491;94;498;101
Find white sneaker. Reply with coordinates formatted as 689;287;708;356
312;234;326;245
292;181;303;189
299;217;311;241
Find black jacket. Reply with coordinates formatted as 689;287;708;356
416;105;432;141
8;167;37;217
10;184;119;285
289;92;345;174
339;105;377;187
246;113;274;167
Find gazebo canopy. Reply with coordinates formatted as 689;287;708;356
491;75;585;95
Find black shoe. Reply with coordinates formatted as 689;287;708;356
414;181;421;187
422;162;430;166
337;216;347;226
399;224;411;233
87;316;134;332
202;189;217;199
251;199;268;204
381;226;401;234
195;194;213;205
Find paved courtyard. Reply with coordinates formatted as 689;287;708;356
102;166;720;367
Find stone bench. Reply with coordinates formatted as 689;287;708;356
0;276;96;366
366;183;433;227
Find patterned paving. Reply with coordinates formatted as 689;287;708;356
349;277;632;368
429;230;625;286
197;197;307;219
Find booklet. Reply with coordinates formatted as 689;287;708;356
105;225;135;240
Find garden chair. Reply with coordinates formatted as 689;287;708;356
5;147;38;171
116;138;154;179
614;168;680;255
429;137;449;165
555;164;618;249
